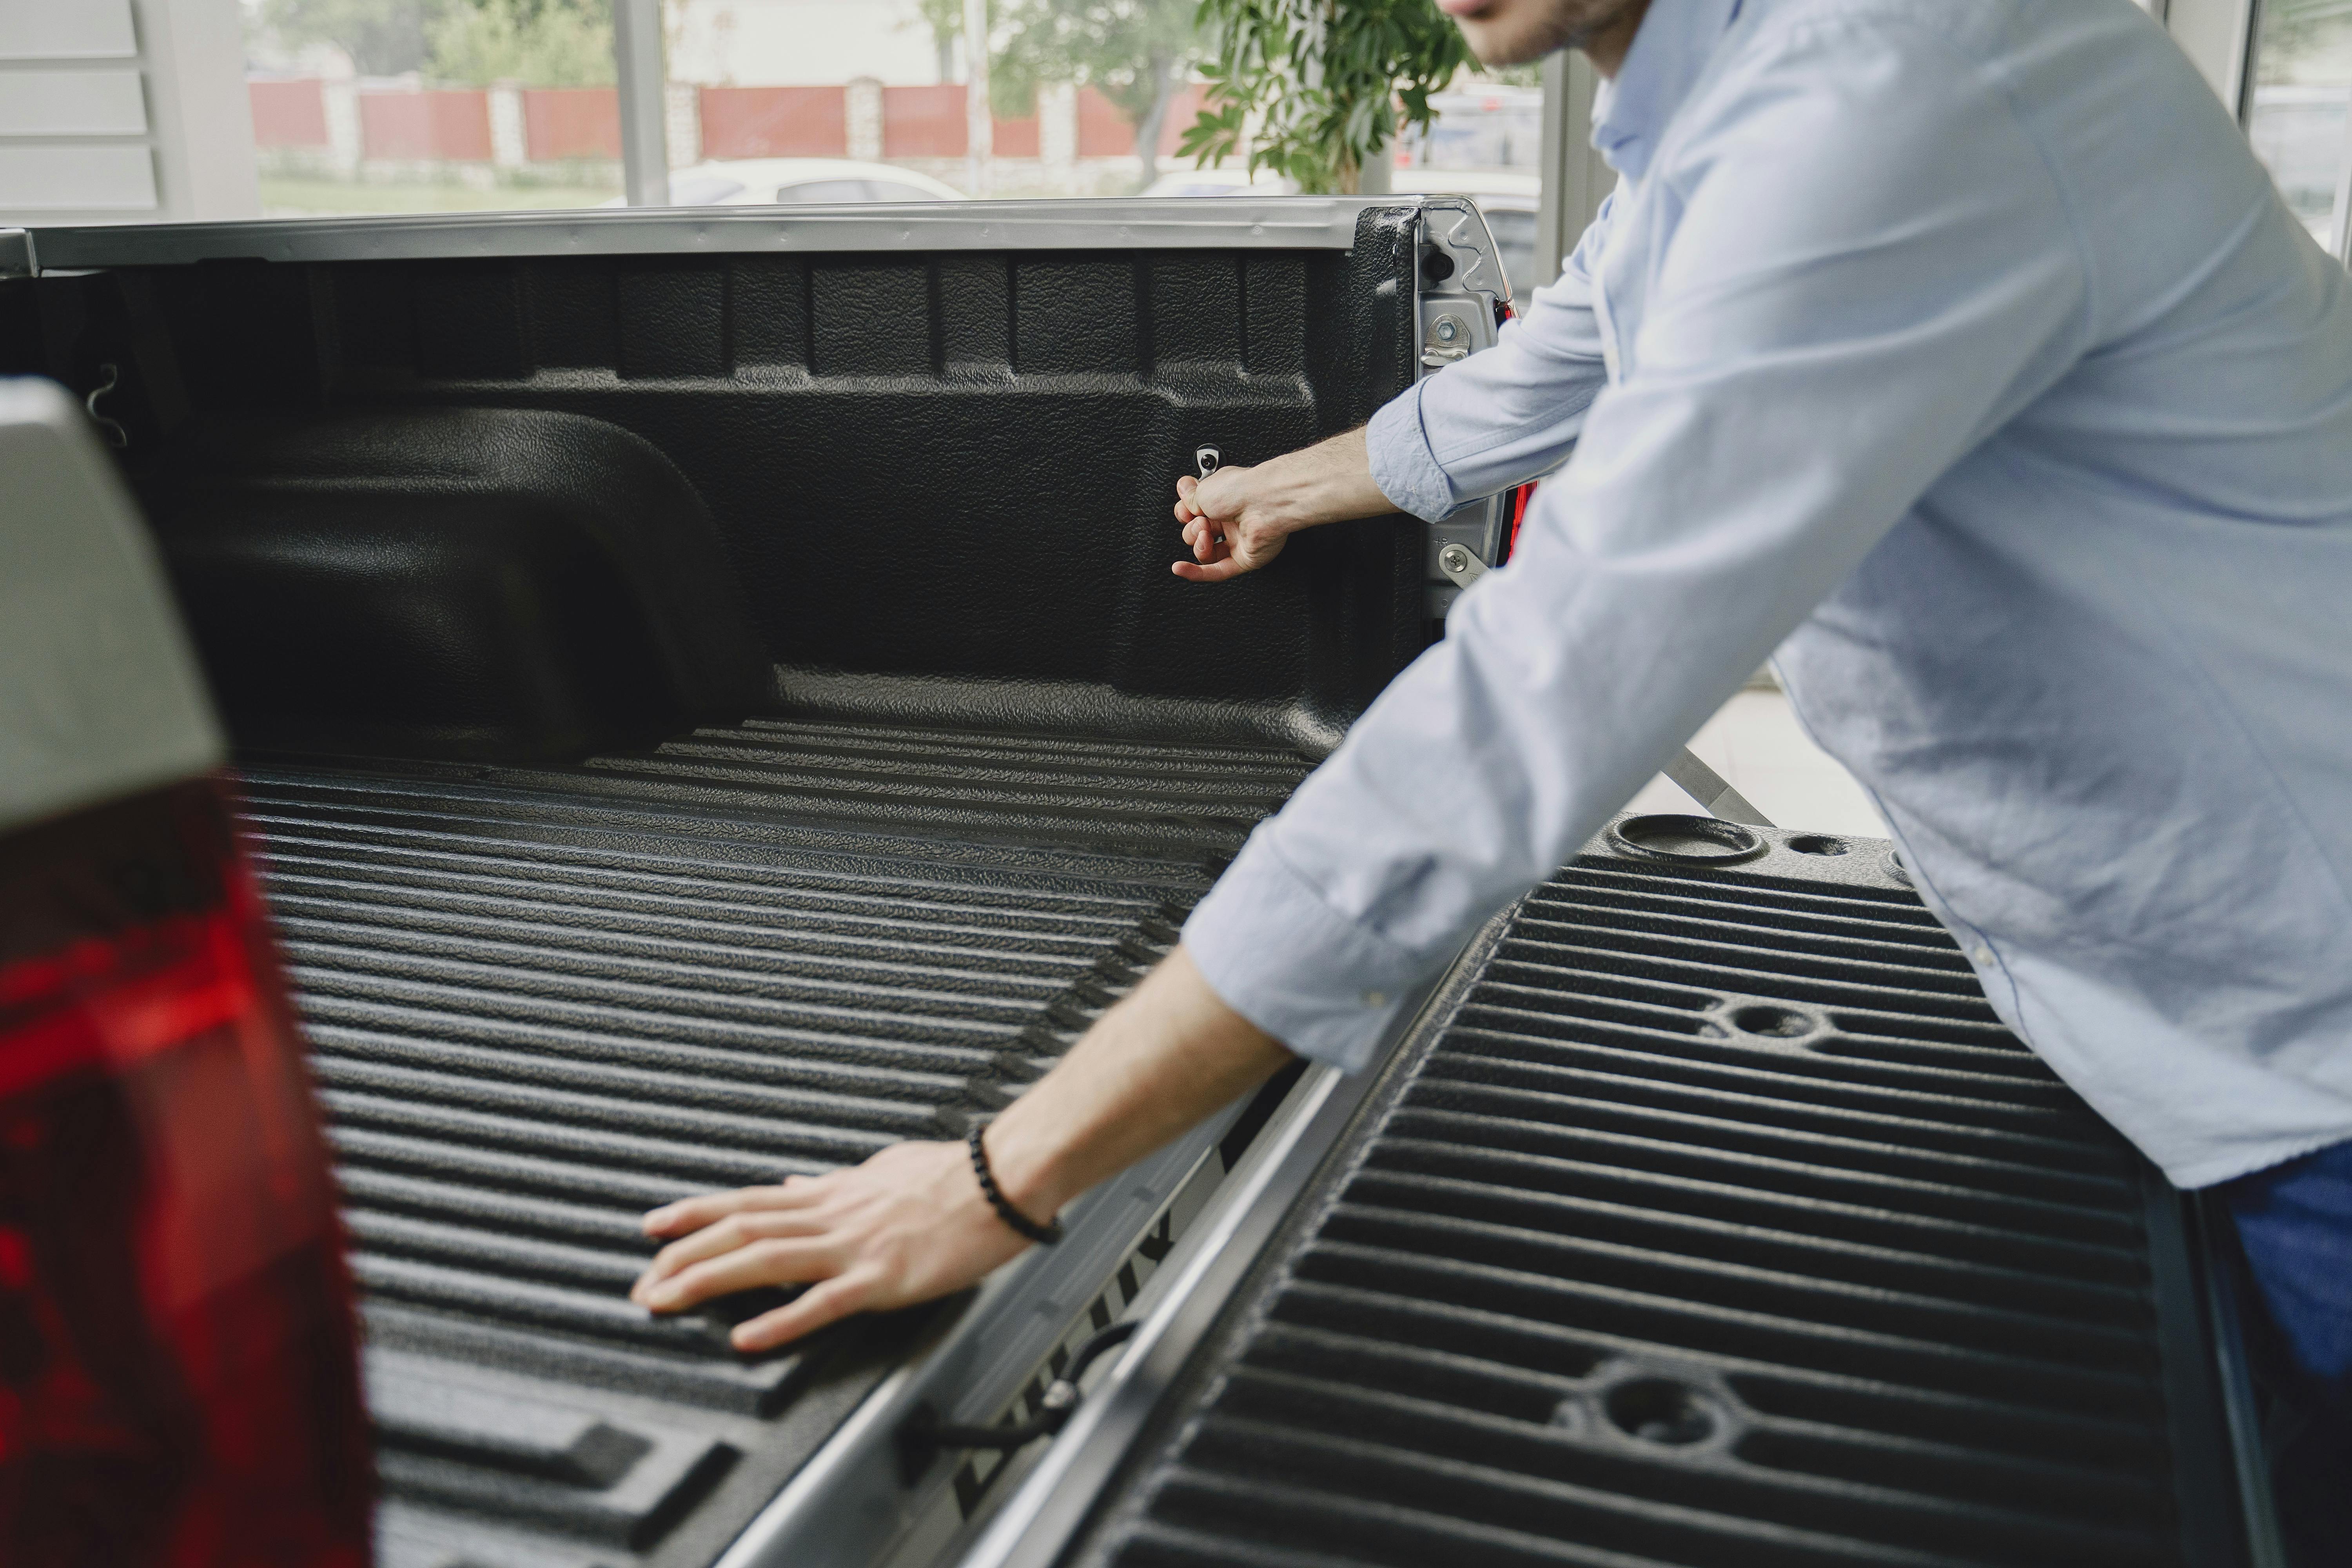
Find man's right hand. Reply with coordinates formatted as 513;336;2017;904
1174;466;1289;582
1169;426;1401;583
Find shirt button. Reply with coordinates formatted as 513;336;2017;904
1363;990;1387;1008
1971;946;1993;965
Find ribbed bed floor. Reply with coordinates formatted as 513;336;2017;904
235;717;1316;1568
417;715;1316;856
1070;829;2239;1568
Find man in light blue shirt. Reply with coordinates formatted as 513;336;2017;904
633;0;2352;1530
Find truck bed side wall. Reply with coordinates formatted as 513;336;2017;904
0;209;1425;762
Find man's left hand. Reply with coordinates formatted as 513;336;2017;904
630;1138;1028;1351
629;946;1291;1352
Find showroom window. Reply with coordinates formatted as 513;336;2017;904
2246;0;2352;260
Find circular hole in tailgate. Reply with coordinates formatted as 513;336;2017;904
1730;1005;1813;1039
1605;1379;1720;1446
1607;813;1765;864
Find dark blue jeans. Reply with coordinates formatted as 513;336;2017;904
2221;1138;2352;1566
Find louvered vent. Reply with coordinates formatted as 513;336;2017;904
237;719;1313;1568
1073;827;2239;1568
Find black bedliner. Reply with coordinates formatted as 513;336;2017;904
240;719;1314;1568
0;205;1429;1568
1061;827;2253;1568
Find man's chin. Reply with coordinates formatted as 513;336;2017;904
1457;22;1565;68
1449;6;1575;68
1446;0;1644;67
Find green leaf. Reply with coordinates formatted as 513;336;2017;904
1182;0;1475;192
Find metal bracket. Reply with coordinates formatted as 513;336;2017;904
892;1321;1136;1485
1661;748;1774;828
1192;446;1223;546
1422;309;1474;367
1436;543;1486;589
1414;203;1510;623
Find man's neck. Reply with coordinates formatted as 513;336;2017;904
1581;0;1654;78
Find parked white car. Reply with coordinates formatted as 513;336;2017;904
1138;166;1301;198
609;158;966;208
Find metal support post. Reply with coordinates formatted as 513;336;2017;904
964;0;992;196
2332;94;2352;263
614;0;670;206
1533;49;1612;289
2162;0;2260;123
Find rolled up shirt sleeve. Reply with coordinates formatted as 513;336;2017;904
1188;15;2091;1071
1364;192;1620;523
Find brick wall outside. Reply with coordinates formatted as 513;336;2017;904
699;85;848;158
360;89;493;161
1077;84;1209;157
523;87;620;160
250;78;328;147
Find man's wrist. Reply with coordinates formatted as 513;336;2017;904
975;1109;1079;1222
960;947;1293;1233
1270;426;1394;529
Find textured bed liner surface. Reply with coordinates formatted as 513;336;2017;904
240;718;1314;1568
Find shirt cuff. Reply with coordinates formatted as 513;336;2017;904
1182;823;1428;1073
1365;381;1463;524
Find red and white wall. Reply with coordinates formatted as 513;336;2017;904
247;74;1207;185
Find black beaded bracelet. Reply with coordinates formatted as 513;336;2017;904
967;1125;1062;1245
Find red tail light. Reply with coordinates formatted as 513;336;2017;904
0;778;372;1567
1504;480;1537;564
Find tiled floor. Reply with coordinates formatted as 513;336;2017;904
1625;686;1891;839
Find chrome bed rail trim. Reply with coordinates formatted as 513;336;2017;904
949;1066;1364;1568
19;196;1434;270
709;1089;1259;1568
951;924;1500;1568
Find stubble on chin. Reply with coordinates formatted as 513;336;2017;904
1462;0;1648;66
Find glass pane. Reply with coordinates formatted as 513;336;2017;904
860;180;956;203
2247;0;2352;258
1481;206;1540;302
246;0;625;216
242;0;1225;218
773;178;880;203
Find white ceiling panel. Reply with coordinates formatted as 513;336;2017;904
0;0;138;60
0;69;147;135
0;143;157;209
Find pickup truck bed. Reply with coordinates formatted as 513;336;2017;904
4;196;1427;1567
0;200;2269;1568
242;721;1309;1568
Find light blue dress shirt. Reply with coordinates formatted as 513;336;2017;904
1183;0;2352;1188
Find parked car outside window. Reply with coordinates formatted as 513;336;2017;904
600;158;964;208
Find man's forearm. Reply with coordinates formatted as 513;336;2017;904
1240;426;1399;532
985;947;1292;1219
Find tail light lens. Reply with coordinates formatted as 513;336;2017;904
0;779;371;1566
1504;480;1537;564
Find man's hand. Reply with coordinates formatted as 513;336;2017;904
1171;426;1400;583
1174;465;1289;582
630;947;1290;1352
630;1140;1028;1352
